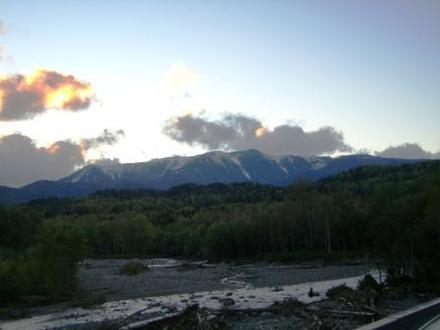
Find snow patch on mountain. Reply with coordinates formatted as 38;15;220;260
59;149;418;191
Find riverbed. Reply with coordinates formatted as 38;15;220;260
77;258;372;301
0;258;377;329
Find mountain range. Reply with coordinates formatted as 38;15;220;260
0;149;421;203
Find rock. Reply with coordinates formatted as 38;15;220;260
271;286;283;292
7;309;26;319
308;287;320;297
219;297;235;307
147;302;161;308
167;305;178;312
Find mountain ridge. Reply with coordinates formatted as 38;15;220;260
0;149;422;203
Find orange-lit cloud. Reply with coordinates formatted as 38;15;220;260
255;126;268;138
0;69;94;121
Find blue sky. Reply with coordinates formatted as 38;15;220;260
0;0;439;170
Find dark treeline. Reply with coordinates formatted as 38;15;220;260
1;161;440;303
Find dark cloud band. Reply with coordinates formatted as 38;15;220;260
0;129;124;187
376;143;440;159
163;113;351;156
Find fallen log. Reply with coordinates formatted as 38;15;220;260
120;311;182;329
313;308;375;319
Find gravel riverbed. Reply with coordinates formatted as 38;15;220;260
77;258;372;301
7;259;428;330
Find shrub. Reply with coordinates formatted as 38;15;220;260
119;260;148;275
326;284;355;299
358;274;381;292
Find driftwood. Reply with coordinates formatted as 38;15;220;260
311;314;323;329
176;260;210;271
109;302;180;329
339;296;355;308
115;302;377;330
314;308;374;318
120;311;182;329
115;276;385;330
121;304;226;330
107;305;152;329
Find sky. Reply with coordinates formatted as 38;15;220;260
0;0;439;186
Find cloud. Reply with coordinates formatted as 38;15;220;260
0;129;124;187
376;143;440;159
0;69;94;121
80;129;125;150
90;158;121;166
163;113;351;156
165;63;200;96
0;135;84;187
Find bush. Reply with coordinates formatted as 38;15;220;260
358;274;381;293
0;258;21;302
326;284;355;299
119;260;148;275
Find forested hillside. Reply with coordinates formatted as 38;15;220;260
0;151;418;204
1;161;439;303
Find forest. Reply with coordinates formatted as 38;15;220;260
0;160;439;303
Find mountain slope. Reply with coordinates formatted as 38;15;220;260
61;150;418;189
0;149;421;203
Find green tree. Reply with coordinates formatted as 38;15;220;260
28;219;87;298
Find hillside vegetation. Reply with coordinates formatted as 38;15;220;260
1;160;439;303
